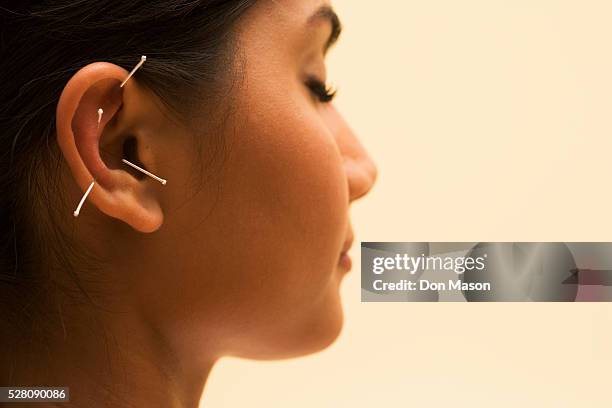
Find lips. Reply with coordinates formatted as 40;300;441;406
338;230;354;270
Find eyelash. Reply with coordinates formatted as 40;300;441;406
305;77;337;103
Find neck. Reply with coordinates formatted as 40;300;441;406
1;290;215;408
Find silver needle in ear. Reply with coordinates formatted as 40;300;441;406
96;107;168;185
121;159;167;185
73;106;102;217
120;55;146;88
73;180;95;217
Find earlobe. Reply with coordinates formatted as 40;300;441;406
57;61;164;233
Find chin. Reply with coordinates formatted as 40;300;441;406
236;287;346;361
285;275;346;358
258;315;345;361
293;303;345;358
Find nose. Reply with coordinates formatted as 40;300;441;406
345;151;377;202
329;107;378;202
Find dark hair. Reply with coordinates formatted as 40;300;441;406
0;0;256;337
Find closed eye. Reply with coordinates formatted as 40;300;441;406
305;76;336;103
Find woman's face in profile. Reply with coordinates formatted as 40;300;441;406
126;0;377;360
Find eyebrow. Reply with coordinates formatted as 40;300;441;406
308;5;343;54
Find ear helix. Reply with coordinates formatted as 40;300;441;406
73;56;167;218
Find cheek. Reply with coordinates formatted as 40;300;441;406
200;94;349;347
231;100;348;287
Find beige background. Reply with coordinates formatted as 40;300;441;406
201;1;612;406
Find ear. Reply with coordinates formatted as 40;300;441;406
56;62;164;233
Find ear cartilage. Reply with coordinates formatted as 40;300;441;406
119;55;146;88
73;180;96;217
121;158;167;185
97;108;103;129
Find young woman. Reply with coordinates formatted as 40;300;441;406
0;1;377;406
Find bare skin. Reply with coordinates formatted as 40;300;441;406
0;1;377;406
